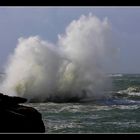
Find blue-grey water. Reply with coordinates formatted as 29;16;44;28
25;74;140;133
2;73;140;133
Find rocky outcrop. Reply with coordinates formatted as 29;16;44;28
0;93;45;133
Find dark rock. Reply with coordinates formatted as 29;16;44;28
30;90;88;103
0;93;27;107
0;93;45;133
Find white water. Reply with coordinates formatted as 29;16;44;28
0;14;116;102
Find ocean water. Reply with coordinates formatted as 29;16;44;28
1;73;140;133
26;74;140;133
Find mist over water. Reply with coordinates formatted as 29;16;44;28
0;14;116;102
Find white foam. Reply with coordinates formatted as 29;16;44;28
0;14;116;102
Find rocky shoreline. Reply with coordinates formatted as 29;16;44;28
0;93;45;133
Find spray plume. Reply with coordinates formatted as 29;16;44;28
0;14;115;102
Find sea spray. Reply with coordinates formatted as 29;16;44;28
0;14;115;102
1;37;63;101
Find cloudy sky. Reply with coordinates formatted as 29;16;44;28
0;7;140;73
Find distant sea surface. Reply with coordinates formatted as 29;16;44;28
1;73;140;133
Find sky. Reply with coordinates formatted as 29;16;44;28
0;7;140;74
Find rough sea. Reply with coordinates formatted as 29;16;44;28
1;73;140;133
26;74;140;133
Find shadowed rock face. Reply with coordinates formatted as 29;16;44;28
29;90;88;103
0;93;45;133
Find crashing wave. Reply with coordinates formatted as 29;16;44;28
118;86;140;94
0;14;116;103
115;86;140;100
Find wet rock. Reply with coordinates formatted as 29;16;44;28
0;93;45;133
